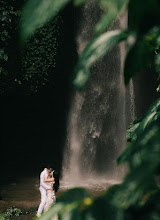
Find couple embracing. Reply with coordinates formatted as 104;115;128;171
37;165;58;218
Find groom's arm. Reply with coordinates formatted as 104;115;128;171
40;172;51;190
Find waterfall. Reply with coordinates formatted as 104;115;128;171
61;1;135;190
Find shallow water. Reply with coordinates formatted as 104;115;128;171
60;178;121;197
0;176;40;213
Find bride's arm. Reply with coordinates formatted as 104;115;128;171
45;177;55;182
45;171;55;182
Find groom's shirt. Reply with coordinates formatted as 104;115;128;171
40;169;51;190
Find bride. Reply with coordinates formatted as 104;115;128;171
44;170;56;212
45;169;59;220
44;170;58;220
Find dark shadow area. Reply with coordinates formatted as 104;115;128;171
1;4;77;185
133;68;159;119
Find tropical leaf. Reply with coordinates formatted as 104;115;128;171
118;97;160;164
95;0;129;34
85;194;123;220
73;29;130;89
58;187;90;203
113;119;160;209
126;119;141;142
134;98;160;137
21;0;71;42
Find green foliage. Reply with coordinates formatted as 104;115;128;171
118;98;160;164
0;1;60;95
73;30;130;89
20;16;61;94
0;206;22;219
85;192;123;220
0;0;21;94
126;119;141;142
123;98;160;148
114;120;160;209
21;0;71;42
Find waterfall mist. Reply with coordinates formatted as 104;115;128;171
61;1;135;190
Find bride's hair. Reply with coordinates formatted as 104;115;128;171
53;171;59;193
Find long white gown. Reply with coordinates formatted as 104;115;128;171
45;183;56;211
45;182;58;220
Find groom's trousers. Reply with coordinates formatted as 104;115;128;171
37;186;47;216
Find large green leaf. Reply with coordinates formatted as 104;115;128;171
133;98;160;139
95;0;129;34
126;119;141;142
118;97;160;164
113;119;160;209
85;194;123;220
21;0;71;42
73;29;130;89
57;187;90;204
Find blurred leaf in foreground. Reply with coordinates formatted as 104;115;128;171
85;192;123;220
21;0;71;43
118;97;160;164
113;118;160;209
126;119;141;142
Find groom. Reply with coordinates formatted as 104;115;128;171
37;166;53;217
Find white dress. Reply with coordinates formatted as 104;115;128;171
45;182;56;211
45;181;58;220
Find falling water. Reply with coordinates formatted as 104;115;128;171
61;1;135;190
